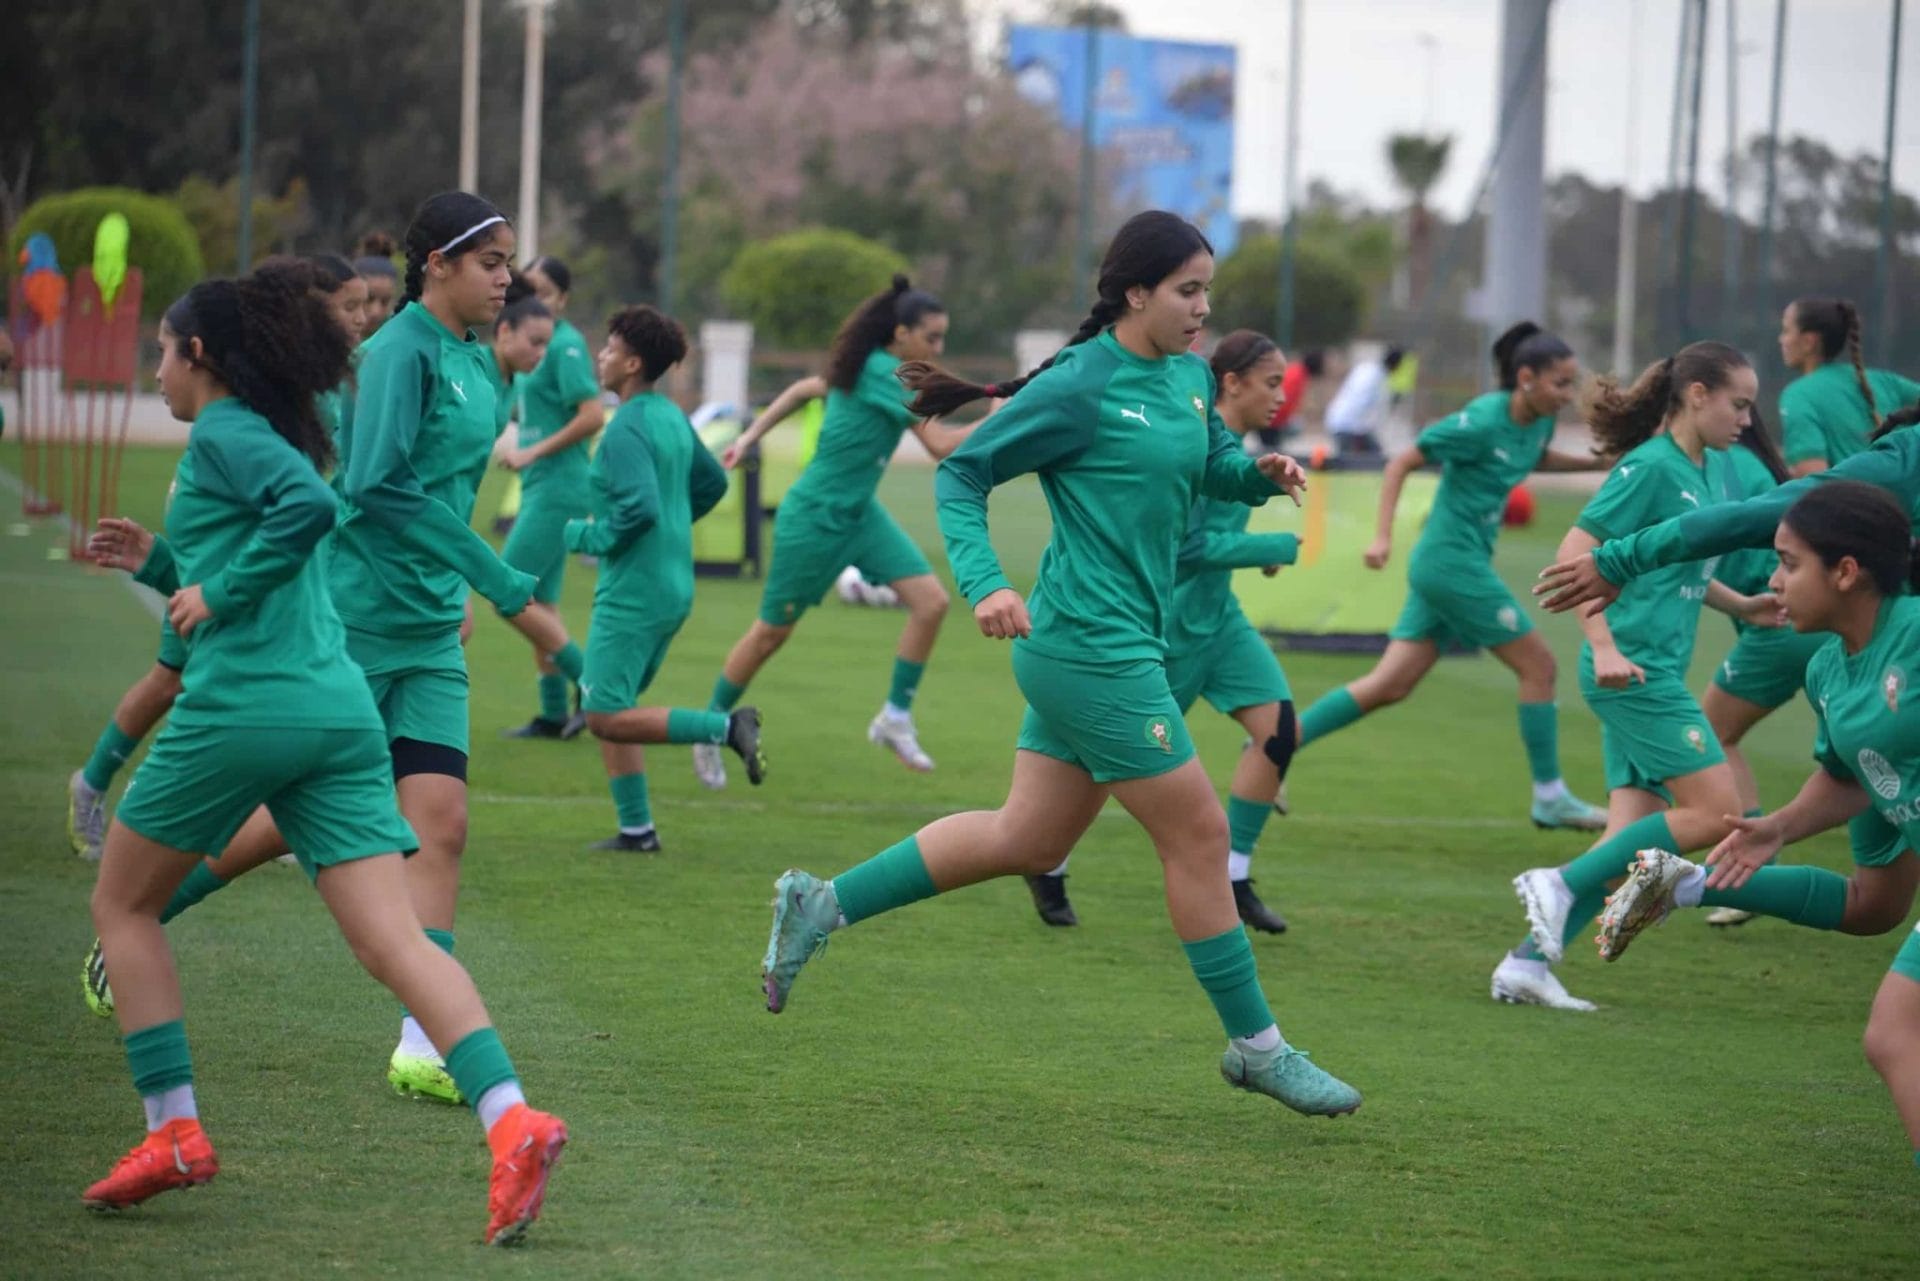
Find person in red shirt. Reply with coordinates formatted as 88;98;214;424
1259;349;1323;449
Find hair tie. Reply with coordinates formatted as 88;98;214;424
983;383;1002;399
436;214;505;255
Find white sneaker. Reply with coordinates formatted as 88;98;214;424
1490;954;1596;1012
1512;867;1575;964
692;740;728;789
835;566;869;605
868;711;934;772
67;770;106;861
1597;849;1691;961
1705;907;1757;928
868;583;902;608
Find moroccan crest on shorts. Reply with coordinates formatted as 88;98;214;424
1145;717;1173;753
1685;726;1707;753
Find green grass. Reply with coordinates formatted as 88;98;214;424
3;444;1916;1278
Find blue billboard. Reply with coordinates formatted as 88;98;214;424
1007;26;1238;255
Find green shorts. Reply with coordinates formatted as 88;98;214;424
1011;645;1194;784
1581;670;1725;798
1890;920;1920;984
759;498;931;626
500;496;581;606
1167;621;1292;716
156;617;188;671
581;614;683;714
1391;558;1533;651
346;626;469;754
1710;625;1829;710
116;723;417;876
1849;807;1912;868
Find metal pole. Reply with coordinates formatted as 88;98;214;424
1676;0;1709;340
1658;0;1698;339
235;0;260;272
1754;0;1788;321
1720;0;1741;334
460;0;481;191
517;0;549;261
1613;0;1642;376
1276;0;1303;349
1484;0;1550;336
659;0;686;315
1071;19;1101;301
1873;0;1905;365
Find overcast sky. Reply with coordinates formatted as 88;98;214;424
972;0;1917;218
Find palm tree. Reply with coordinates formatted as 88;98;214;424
1387;133;1452;307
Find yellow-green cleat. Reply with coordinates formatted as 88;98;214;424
83;937;114;1018
388;1051;465;1105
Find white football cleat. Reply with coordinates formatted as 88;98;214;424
1705;907;1757;928
868;711;934;772
692;741;728;790
1597;849;1692;961
1512;867;1575;964
1490;954;1596;1011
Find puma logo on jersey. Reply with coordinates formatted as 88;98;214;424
1493;447;1511;462
451;380;468;402
1119;405;1151;427
1679;489;1701;507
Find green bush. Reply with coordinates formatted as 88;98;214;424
720;227;909;350
1209;233;1367;350
9;187;205;320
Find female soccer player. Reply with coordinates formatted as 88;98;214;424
1776;297;1919;475
81;264;565;1243
696;275;967;786
572;305;766;851
1501;343;1783;1009
1291;322;1609;832
353;230;401;335
66;254;370;861
1023;329;1300;934
497;255;597;740
488;288;554;425
1590;482;1920;1161
82;195;573;1102
757;212;1361;1117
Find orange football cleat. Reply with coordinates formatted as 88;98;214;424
483;1104;567;1246
82;1118;219;1210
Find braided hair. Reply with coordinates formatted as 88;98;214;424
1790;297;1879;430
824;274;945;392
398;191;509;312
162;261;352;470
901;211;1212;416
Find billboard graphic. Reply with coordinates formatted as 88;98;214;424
1007;25;1238;255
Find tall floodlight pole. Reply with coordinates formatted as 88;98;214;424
1659;0;1699;339
1614;0;1643;376
1720;0;1742;333
1675;0;1709;340
1276;0;1303;350
236;0;261;272
1873;0;1905;365
518;0;553;260
659;0;687;315
1071;18;1101;301
1484;0;1549;337
460;0;481;191
1754;0;1788;321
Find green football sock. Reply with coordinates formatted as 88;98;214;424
1517;701;1562;785
710;675;746;714
159;861;228;925
1560;813;1676;898
1182;926;1275;1040
1699;864;1848;929
609;772;653;831
1299;687;1363;748
538;673;569;723
125;1019;194;1096
551;641;584;683
444;1027;518;1112
831;836;937;925
1227;795;1270;856
400;929;455;1020
83;722;140;793
887;657;926;713
667;709;729;744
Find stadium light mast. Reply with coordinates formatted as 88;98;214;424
460;0;481;191
518;0;556;261
1482;0;1549;338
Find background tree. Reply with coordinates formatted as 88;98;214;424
1386;133;1451;307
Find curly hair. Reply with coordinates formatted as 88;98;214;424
163;261;353;471
606;305;688;383
1583;340;1749;458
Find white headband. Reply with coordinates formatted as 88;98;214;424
436;215;505;255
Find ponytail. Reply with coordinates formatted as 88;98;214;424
399;191;509;311
1790;296;1879;430
1840;299;1881;432
1873;397;1920;442
900;209;1211;417
1737;402;1791;484
1491;319;1573;392
1585;340;1749;458
825;273;945;393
